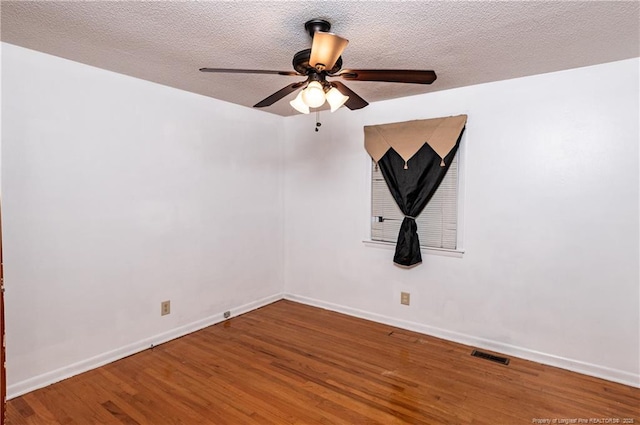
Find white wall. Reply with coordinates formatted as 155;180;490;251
283;58;640;386
2;43;284;397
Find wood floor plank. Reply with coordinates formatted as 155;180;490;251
7;300;640;424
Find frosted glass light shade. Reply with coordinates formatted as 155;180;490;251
325;87;349;112
301;81;326;108
290;91;309;114
310;32;349;70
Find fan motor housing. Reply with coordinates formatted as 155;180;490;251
292;48;342;75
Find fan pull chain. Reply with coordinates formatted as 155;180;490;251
315;111;321;132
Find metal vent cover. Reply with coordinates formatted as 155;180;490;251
471;349;510;365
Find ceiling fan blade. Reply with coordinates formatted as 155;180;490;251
254;81;307;108
309;32;349;71
335;69;437;84
200;68;301;76
330;81;369;110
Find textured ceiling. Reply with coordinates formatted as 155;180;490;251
2;1;639;116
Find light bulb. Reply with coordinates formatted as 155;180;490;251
325;87;349;112
289;91;309;114
301;81;326;108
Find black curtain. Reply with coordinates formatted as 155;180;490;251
377;130;464;266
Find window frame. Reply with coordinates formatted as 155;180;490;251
363;132;467;258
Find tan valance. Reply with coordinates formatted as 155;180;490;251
364;114;467;167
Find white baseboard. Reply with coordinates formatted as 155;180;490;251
7;293;283;400
284;293;640;389
10;291;638;399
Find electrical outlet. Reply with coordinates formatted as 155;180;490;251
161;300;171;316
400;292;410;306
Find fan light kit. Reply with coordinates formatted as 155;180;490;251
200;19;437;114
291;82;349;114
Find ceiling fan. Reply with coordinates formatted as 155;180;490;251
200;19;437;114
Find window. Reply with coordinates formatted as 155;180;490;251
371;152;459;250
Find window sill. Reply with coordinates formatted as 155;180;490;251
362;240;465;258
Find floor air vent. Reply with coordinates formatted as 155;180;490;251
471;349;510;365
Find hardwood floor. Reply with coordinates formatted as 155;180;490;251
7;300;640;424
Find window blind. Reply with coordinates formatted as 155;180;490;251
371;152;458;249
